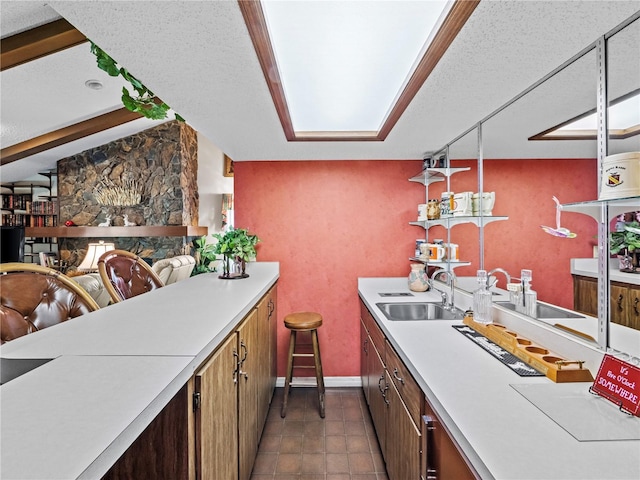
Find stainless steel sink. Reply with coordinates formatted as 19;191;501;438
376;302;463;321
1;357;53;385
495;301;584;319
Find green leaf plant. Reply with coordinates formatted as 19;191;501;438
90;42;184;122
610;221;640;255
212;227;260;263
191;235;218;276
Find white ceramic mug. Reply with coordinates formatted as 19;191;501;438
417;204;428;220
444;243;459;260
472;192;495;215
420;243;445;261
452;192;473;216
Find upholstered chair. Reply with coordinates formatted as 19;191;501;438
98;250;164;303
0;263;100;344
151;255;196;285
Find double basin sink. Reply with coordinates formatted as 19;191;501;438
376;300;583;322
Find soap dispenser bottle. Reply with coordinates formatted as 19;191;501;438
516;269;537;317
473;269;493;324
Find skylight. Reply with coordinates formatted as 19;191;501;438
239;0;478;141
530;89;640;140
261;0;451;133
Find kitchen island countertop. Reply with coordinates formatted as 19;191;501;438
0;262;279;480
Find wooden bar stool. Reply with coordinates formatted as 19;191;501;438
281;312;325;418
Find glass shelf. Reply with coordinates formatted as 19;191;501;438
561;196;639;221
409;167;471;186
410;215;509;229
409;257;471;269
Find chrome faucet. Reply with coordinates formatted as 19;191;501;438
430;269;457;311
486;268;511;289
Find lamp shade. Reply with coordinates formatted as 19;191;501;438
78;241;115;272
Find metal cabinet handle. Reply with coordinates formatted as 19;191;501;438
423;415;437;479
363;338;368;354
616;294;624;311
379;374;389;405
233;350;240;385
393;367;405;385
634;297;639;316
240;340;248;363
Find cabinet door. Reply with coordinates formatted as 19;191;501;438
238;310;259;480
611;282;630;327
572;275;598;316
423;398;476;480
361;318;370;405
385;372;421;480
368;341;387;459
256;291;271;437
194;333;239;480
268;286;278;396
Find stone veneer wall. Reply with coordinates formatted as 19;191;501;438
57;121;199;268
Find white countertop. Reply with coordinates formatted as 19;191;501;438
359;277;640;480
571;257;640;285
0;262;279;480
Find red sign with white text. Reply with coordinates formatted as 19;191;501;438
592;354;640;416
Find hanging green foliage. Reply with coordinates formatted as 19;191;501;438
90;42;184;122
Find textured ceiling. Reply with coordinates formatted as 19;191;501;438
1;1;639;183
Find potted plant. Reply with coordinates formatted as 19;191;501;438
212;227;260;279
190;235;218;276
610;220;640;273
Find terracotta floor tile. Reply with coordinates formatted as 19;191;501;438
254;388;388;479
258;434;282;453
276;453;302;474
325;435;347;453
344;421;366;435
323;407;344;421
303;435;325;453
346;435;370;453
304;420;325;436
348;453;375;473
343;406;364;421
325;421;345;435
283;420;305;436
280;435;303;453
326;453;350;473
284;406;306;421
300;475;325;480
301;453;325;473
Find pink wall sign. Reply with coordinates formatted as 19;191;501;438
591;354;640;416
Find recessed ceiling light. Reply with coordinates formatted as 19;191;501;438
85;79;104;90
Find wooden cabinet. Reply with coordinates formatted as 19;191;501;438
194;333;239;480
573;275;640;330
360;300;420;478
385;371;421;480
422;399;476;480
360;318;370;404
360;299;478;480
237;309;259;480
256;286;277;439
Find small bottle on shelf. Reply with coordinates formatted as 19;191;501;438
473;269;493;324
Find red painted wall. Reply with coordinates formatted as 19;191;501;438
234;158;597;377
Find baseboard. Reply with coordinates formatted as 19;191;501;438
275;376;362;388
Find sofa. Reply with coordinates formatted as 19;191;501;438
151;255;196;285
72;273;112;308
